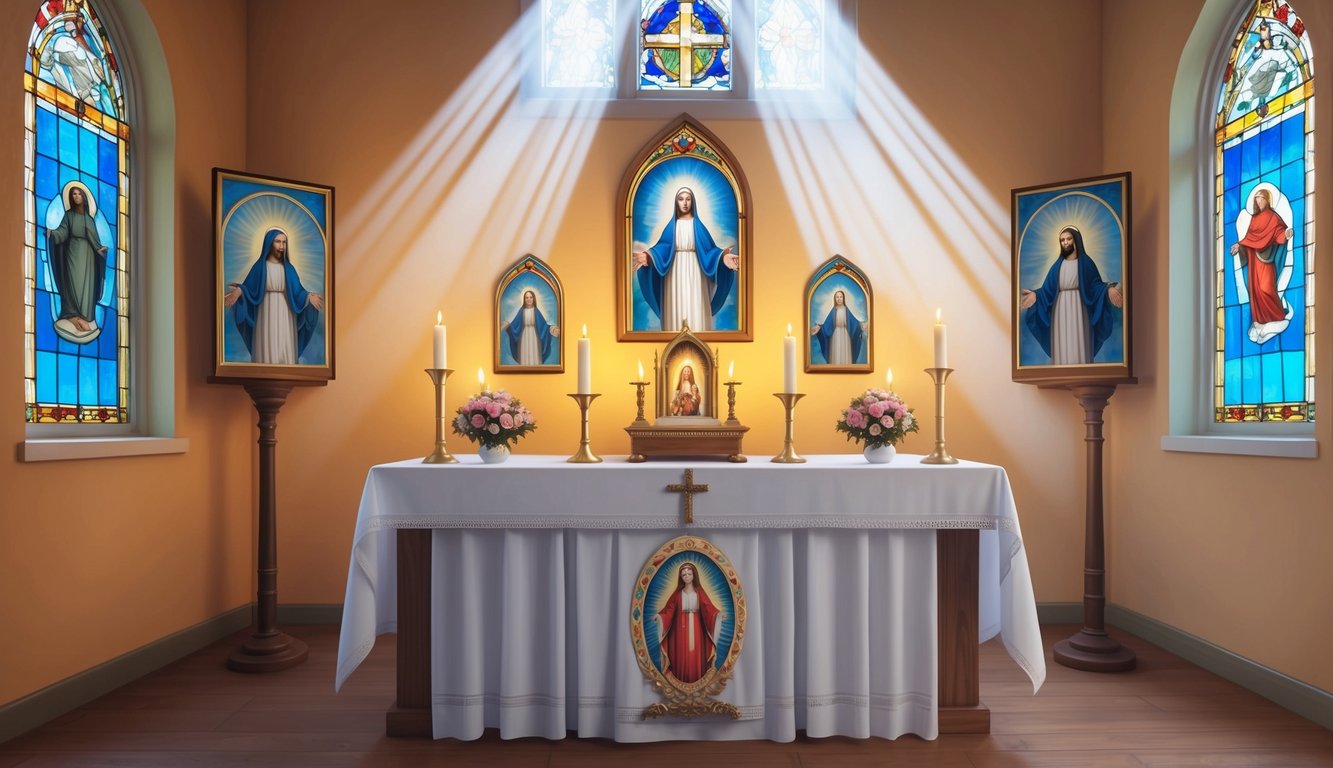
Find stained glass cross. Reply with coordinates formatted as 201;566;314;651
644;2;726;87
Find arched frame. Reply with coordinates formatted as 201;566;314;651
804;255;873;373
494;254;565;373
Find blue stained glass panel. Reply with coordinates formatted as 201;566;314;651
36;352;58;403
57;336;79;356
1260;353;1283;402
98;136;117;184
78;356;97;405
99;359;116;406
34;154;57;201
1281;161;1304;203
1225;305;1244;355
640;0;732;91
1224;262;1239;306
1241;136;1260;181
1280;286;1305;343
78;126;98;173
1283;351;1304;402
1225;358;1242;404
99;308;118;358
1259;124;1281;173
1241;355;1262;404
57;115;78;167
1281;113;1305;165
1291;199;1306;248
35;106;56;158
57;353;77;403
1224;144;1240;184
35;292;57;352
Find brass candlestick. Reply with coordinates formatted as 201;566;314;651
771;392;806;463
921;367;958;465
630;381;650;426
423;368;458;464
567;393;603;463
724;380;741;424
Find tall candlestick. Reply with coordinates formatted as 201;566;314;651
933;308;948;369
578;325;591;394
432;312;447;369
783;324;797;393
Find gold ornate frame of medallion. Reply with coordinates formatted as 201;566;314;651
631;535;747;720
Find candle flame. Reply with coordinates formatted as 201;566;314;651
728;360;735;379
582;324;588;338
935;307;942;323
638;360;644;380
477;367;485;387
436;310;442;325
886;368;894;388
787;323;792;336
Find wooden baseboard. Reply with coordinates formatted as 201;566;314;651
1035;601;1083;625
938;703;990;733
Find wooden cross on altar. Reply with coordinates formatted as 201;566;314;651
666;468;709;525
643;2;726;88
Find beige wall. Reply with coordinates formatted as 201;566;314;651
0;0;252;704
2;0;1326;711
1103;0;1333;693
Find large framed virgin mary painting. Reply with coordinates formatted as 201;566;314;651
617;115;753;341
494;254;563;372
1012;172;1132;385
214;168;334;382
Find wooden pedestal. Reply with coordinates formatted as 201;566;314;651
625;422;750;462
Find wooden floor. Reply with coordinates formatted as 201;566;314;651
1;623;1329;767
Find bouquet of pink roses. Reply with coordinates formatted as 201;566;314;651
835;388;918;449
453;390;536;448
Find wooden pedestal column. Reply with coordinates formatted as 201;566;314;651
1052;384;1135;673
227;381;309;673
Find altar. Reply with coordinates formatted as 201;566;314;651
335;454;1045;742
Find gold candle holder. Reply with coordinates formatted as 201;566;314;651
771;392;806;463
567;393;603;463
630;381;650;426
423;368;459;464
724;380;741;424
921;367;959;465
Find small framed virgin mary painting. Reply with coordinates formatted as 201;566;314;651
804;255;873;372
494;254;563;372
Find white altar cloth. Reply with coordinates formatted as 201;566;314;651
335;454;1044;742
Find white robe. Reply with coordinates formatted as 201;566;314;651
1051;259;1090;365
662;217;712;332
252;261;298;365
517;308;541;366
828;307;852;365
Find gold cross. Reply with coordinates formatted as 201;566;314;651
643;2;727;88
666;468;709;525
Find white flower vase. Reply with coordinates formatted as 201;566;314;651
863;444;896;464
478;444;511;464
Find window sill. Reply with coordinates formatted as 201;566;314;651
21;436;189;462
1160;434;1317;459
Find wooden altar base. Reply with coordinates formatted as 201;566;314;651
625;423;750;462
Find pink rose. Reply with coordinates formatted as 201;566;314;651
862;396;878;407
869;423;882;436
894;408;906;420
495;392;512;404
846;409;865;428
470;413;486;429
487;423;500;435
485;402;502;418
881;415;894;429
867;401;886;419
465;399;478;412
499;413;515;429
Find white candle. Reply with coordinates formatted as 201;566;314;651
578;325;591;394
933;308;948;369
783;324;797;393
637;359;645;381
886;368;894;389
477;367;486;392
432;311;447;369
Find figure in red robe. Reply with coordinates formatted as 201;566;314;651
656;562;723;684
1231;186;1295;344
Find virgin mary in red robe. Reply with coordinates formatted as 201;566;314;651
1233;187;1293;344
657;562;722;684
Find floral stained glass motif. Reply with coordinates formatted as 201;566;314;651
24;0;130;424
755;0;823;90
640;0;731;90
543;0;616;88
1213;0;1314;423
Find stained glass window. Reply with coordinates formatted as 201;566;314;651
640;0;732;90
1213;0;1314;423
24;0;130;424
755;0;823;90
543;0;616;88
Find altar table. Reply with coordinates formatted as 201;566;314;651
335;455;1044;742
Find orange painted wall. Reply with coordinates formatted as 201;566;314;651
1102;0;1333;693
0;0;253;705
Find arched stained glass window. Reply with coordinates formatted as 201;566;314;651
755;0;823;90
1214;0;1314;423
543;0;616;88
24;0;130;425
640;0;732;90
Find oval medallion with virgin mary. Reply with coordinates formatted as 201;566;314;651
630;535;746;719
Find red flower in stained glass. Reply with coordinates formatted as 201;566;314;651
46;1;64;14
1282;405;1294;419
1229;407;1245;421
1257;101;1270;118
1223;62;1234;83
98;408;110;422
1274;4;1289;23
1292;18;1305;38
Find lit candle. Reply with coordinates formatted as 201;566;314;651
783;324;797;393
933;308;948;369
886;368;894;390
432;312;447;369
637;359;645;381
728;360;735;381
477;367;486;392
578;325;591;394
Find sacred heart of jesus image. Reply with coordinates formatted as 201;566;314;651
630;535;746;720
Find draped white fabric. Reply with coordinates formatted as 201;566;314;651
335;454;1045;743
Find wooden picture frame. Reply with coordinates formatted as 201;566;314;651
1012;172;1132;385
214;168;334;382
804;255;873;373
617;114;753;341
494;254;564;373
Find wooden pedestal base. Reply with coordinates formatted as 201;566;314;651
227;631;309;673
1053;630;1136;672
625;423;749;462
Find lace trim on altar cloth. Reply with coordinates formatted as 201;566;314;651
359;514;1023;534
